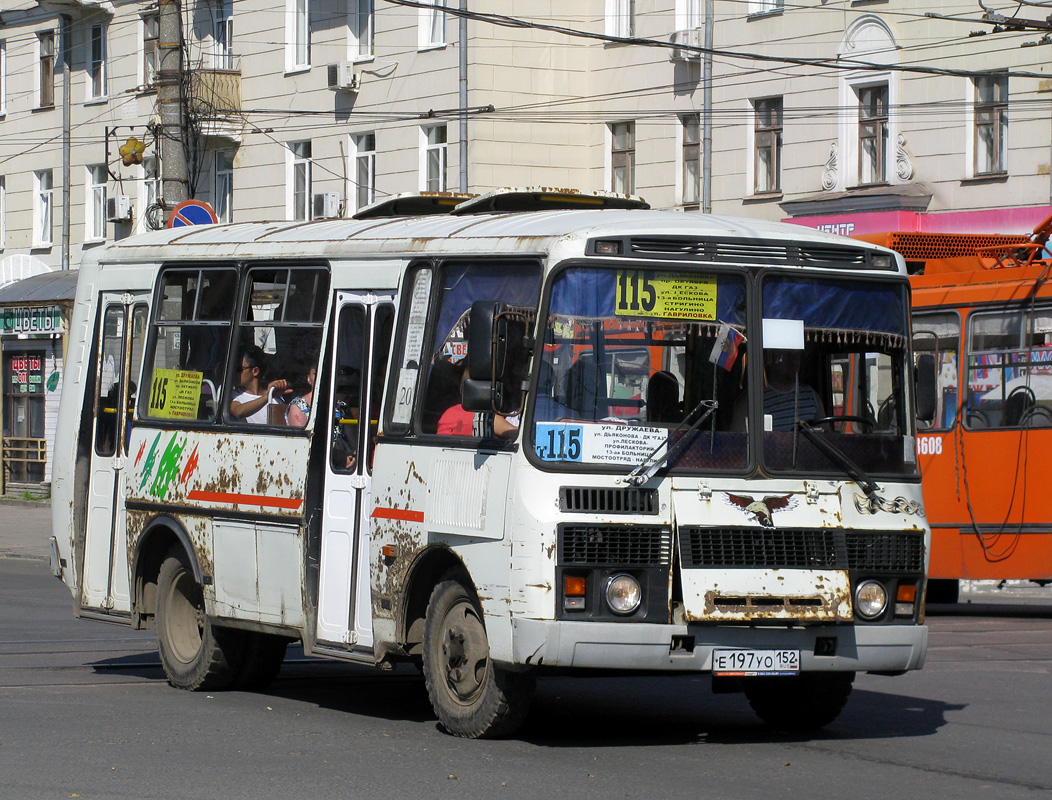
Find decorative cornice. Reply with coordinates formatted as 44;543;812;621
780;182;933;217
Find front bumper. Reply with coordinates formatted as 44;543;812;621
511;618;927;673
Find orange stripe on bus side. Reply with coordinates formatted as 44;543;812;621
186;490;303;510
371;506;425;523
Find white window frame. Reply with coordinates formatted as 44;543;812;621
37;31;56;108
212;0;234;70
86;164;107;242
748;0;784;16
87;24;107;102
751;96;783;195
287;0;311;72
418;0;446;51
350;0;375;62
675;0;702;30
606;0;634;38
970;72;1008;177
420;125;447;192
288;141;312;220
142;11;160;87
34;170;54;247
214;150;234;223
608;121;635;195
351;132;376;212
142;156;160;229
0;41;7;118
678;114;700;209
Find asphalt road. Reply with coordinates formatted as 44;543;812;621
2;556;1051;800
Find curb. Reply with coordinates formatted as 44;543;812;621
0;498;51;509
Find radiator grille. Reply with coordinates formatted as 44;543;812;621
560;525;672;566
559;487;658;515
679;527;924;572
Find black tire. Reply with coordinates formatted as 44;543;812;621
231;633;290;691
927;578;960;604
422;572;535;739
155;548;242;691
743;672;855;731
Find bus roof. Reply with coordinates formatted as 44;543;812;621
84;208;901;273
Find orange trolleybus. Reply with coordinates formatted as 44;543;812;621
859;214;1052;602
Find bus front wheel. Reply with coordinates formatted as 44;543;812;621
156;548;242;691
422;572;535;738
743;672;854;731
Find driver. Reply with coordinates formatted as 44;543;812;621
763;349;824;431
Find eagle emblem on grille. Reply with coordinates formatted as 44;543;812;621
723;493;798;527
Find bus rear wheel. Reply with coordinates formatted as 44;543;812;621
231;633;290;691
156;548;242;691
422;572;535;738
743;672;855;731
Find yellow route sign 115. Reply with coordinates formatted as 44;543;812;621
615;270;717;320
147;368;203;420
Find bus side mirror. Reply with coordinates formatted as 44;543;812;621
915;353;937;423
464;299;528;414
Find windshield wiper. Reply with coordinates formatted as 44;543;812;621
623;399;717;487
794;421;880;499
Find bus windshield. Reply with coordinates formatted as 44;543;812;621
530;266;916;479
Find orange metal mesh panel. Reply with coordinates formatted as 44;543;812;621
888;232;1029;260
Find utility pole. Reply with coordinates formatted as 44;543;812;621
158;0;189;223
702;0;713;214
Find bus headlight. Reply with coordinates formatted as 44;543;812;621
605;574;642;615
855;580;888;619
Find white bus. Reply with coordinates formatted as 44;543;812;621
50;189;929;738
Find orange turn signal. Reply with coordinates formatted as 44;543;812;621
381;545;398;559
897;584;917;602
564;576;587;596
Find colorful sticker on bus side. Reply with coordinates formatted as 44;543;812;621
134;432;199;501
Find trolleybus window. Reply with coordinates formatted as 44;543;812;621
966;305;1052;429
912;311;960;431
143;267;237;422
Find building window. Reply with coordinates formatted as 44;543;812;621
143;156;160;227
212;1;234;69
353;132;376;211
858;84;889;185
1;41;7;117
351;0;374;60
419;0;446;50
610;121;635;194
35;170;54;247
289;141;312;220
606;0;634;37
38;31;56;108
288;0;311;70
681;114;700;208
675;0;702;29
88;24;107;100
748;0;784;15
143;12;160;86
87;164;107;241
754;97;782;194
214;150;234;223
422;125;447;192
975;72;1008;176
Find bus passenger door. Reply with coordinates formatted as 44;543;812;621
316;292;394;649
81;295;149;614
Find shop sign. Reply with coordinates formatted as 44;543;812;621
8;354;44;395
1;305;65;335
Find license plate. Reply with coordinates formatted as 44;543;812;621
712;649;800;676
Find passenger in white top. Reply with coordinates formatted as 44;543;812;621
230;346;289;424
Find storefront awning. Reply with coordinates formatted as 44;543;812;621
0;271;78;304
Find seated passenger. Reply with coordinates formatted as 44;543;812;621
286;367;316;427
763;349;824;431
437;362;518;439
230;345;289;424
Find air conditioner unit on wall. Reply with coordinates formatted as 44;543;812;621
326;62;361;93
106;194;132;222
669;28;703;62
312;192;340;219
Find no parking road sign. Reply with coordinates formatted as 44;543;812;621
168;199;219;228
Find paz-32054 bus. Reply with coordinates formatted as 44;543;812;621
50;189;928;738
